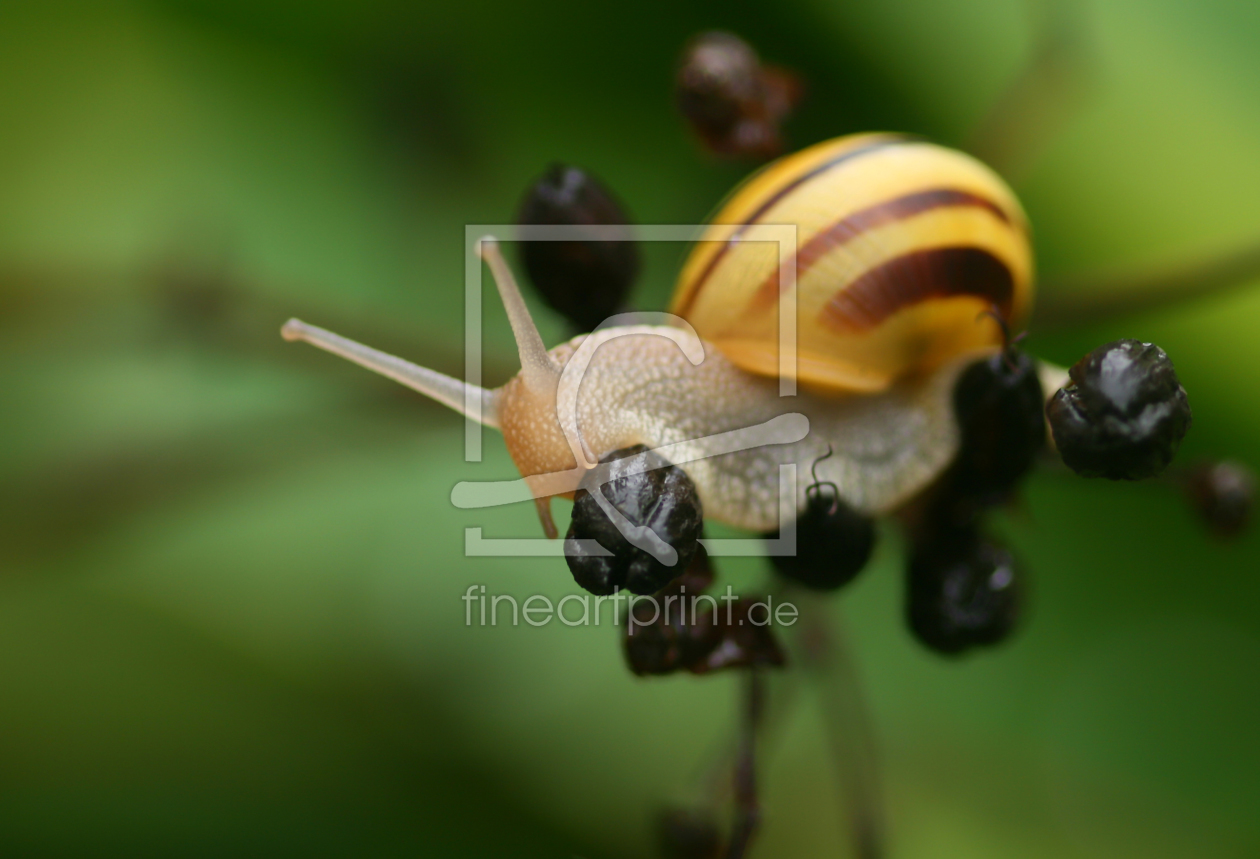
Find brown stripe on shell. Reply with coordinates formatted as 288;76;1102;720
674;136;909;318
819;247;1015;332
750;188;1012;311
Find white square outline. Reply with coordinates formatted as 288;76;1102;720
460;224;801;558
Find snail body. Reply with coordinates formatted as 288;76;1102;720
498;324;983;532
283;133;1190;544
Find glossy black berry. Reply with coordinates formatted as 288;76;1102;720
1185;459;1255;539
565;446;703;596
766;489;875;591
950;347;1046;504
516;164;639;333
1047;339;1191;480
906;527;1022;655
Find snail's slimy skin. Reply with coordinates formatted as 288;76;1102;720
498;325;1000;532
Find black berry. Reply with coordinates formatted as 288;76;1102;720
950;347;1046;504
623;547;720;675
565;446;703;596
1047;339;1191;480
516;164;639;333
675;31;798;159
767;488;875;591
621;546;785;676
906;527;1022;655
1184;459;1254;539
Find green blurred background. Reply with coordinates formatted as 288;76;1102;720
3;0;1260;856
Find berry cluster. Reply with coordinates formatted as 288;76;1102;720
517;160;1201;667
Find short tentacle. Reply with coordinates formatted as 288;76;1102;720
478;236;561;394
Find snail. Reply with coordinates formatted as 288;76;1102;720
281;133;1191;581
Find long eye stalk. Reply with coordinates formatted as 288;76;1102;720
281;318;500;428
281;236;561;426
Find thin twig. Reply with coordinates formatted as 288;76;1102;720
725;667;765;859
683;665;801;822
794;592;885;859
965;0;1093;182
1035;241;1260;330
